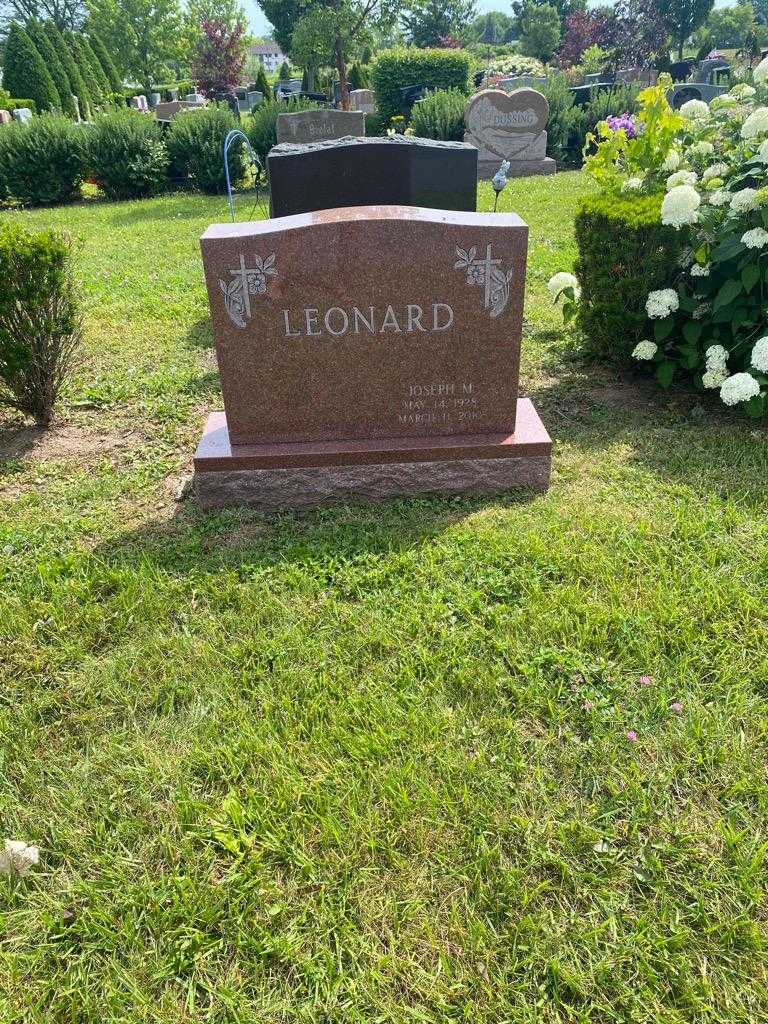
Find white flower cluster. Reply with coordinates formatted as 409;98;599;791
741;107;768;140
661;150;681;172
702;163;728;182
0;839;40;877
730;188;759;213
753;56;768;86
666;169;697;189
706;345;728;370
702;368;728;389
622;176;644;193
730;82;757;99
632;340;657;360
680;99;710;120
708;189;731;207
689;141;714;157
690;263;710;277
646;289;679;319
661;185;700;228
720;372;761;406
751;336;768;372
547;272;580;300
742;227;768;249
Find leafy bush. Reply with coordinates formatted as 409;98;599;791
364;112;388;137
88;110;169;200
486;54;546;78
168;103;243;193
539;73;586;166
3;98;38;113
0;115;86;205
371;48;471;123
573;193;680;361
0;223;82;426
410;88;466;141
3;22;60;113
248;96;321;165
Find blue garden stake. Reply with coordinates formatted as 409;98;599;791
223;129;264;223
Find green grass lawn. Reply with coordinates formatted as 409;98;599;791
1;175;768;1023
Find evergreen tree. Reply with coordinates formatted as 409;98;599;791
3;22;61;111
66;30;104;105
44;20;92;118
279;59;291;80
81;35;111;95
88;30;122;94
27;18;77;118
348;61;362;90
255;63;271;101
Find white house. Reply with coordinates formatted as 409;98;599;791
249;42;285;73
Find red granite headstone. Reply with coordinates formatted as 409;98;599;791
194;205;551;508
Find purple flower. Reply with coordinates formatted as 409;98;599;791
671;702;684;713
626;730;638;743
606;112;640;139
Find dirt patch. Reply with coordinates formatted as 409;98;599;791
0;421;143;464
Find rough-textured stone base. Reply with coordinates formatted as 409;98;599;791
196;455;551;510
478;157;556;179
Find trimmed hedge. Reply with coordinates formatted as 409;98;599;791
3;22;60;114
0;115;86;205
168;104;243;194
410;88;466;141
371;48;471;123
88;110;169;200
574;193;680;361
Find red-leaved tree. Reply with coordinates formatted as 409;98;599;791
557;9;615;67
192;18;246;95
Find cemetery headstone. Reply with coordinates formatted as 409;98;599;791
72;95;80;121
498;76;547;92
276;108;365;145
149;92;161;108
349;88;375;114
11;107;32;124
667;82;726;108
246;90;264;110
464;88;555;179
185;93;206;105
194;205;551;508
0;110;12;125
169;88;179;101
268;135;477;217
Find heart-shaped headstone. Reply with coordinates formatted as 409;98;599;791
464;88;549;164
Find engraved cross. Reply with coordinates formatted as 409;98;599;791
481;244;502;311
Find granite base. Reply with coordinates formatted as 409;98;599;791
478;157;556;179
194;398;552;510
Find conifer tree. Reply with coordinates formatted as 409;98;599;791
27;19;77;118
66;31;104;106
3;22;61;112
81;35;111;96
88;31;122;94
44;21;92;118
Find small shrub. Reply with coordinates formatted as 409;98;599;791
371;48;471;124
167;103;242;193
4;98;38;113
539;72;586;167
0;223;83;426
410;88;466;141
88;110;169;200
486;54;546;78
248;96;321;165
364;112;388;137
574;193;680;361
582;84;642;149
0;114;86;205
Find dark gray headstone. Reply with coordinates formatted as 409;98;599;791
268;134;478;217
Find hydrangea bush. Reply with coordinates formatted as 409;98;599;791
550;67;768;416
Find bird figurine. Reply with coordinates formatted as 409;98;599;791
492;160;511;212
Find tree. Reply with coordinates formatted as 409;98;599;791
470;10;513;43
66;30;104;103
662;0;714;58
88;28;123;90
512;0;585;27
182;0;247;68
81;33;110;92
699;2;757;50
254;62;271;98
517;2;561;60
256;0;307;53
556;6;613;66
86;0;184;89
3;21;61;109
44;19;91;115
611;0;668;66
26;16;77;115
279;58;291;78
0;0;85;30
191;17;245;93
401;0;476;47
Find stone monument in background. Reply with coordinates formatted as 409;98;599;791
194;205;551;509
464;87;556;179
275;109;365;145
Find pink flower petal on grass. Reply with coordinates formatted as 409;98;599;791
671;702;684;713
626;730;638;742
639;675;654;687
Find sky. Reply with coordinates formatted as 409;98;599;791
247;0;736;41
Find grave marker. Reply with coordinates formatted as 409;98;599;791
464;88;556;179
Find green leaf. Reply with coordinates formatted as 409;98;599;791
682;321;702;345
713;278;743;312
712;237;746;263
654;318;675;342
744;393;765;418
656;360;675;388
742;263;760;292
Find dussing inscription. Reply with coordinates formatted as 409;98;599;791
282;303;454;338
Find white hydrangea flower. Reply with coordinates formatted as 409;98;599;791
689;141;714;157
730;82;756;99
666;169;698;189
759;139;768;163
646;288;679;319
632;340;657;360
690;263;710;276
702;368;729;388
680;99;710;120
741;107;768;139
702;163;728;181
730;188;759;212
720;372;761;405
661;184;701;228
742;227;768;248
712;94;738;109
693;302;711;319
621;176;644;193
662;150;681;172
753;57;768;86
709;188;731;207
706;344;729;369
0;839;40;877
547;272;580;300
751;336;768;372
